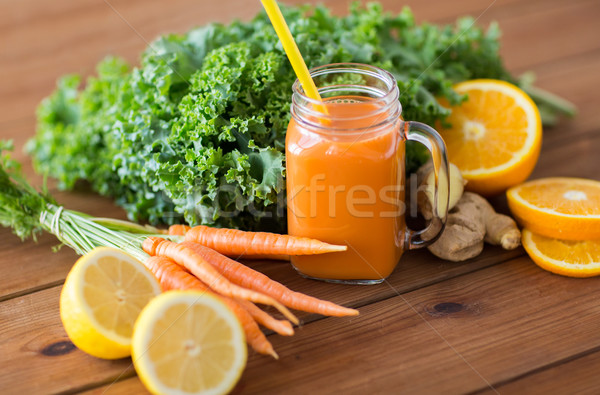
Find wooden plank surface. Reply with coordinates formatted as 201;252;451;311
1;0;600;394
0;286;136;395
534;50;600;146
485;351;600;394
1;0;597;127
82;255;600;394
232;256;600;394
0;248;523;394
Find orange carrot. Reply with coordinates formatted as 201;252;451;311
146;256;292;336
169;225;290;261
168;224;191;236
182;241;359;317
146;254;292;335
143;256;278;358
233;298;294;336
184;225;347;257
148;249;292;335
142;237;299;324
236;253;291;262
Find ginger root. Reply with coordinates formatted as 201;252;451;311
417;161;466;220
424;192;522;262
416;162;521;262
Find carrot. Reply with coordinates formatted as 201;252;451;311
169;225;290;260
182;241;359;317
168;224;191;236
148;246;292;335
143;256;279;358
147;256;293;337
142;237;299;324
234;298;294;336
184;225;347;257
236;254;291;262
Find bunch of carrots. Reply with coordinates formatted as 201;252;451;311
0;146;357;359
141;225;359;358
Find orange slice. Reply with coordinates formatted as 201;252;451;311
507;177;600;240
438;79;542;196
522;229;600;277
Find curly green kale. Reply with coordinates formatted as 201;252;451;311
0;141;54;240
28;3;532;230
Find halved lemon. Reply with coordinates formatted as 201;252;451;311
132;291;247;395
522;229;600;277
438;79;542;196
60;247;161;359
507;177;600;240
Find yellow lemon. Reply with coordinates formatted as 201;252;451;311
438;79;542;196
60;247;161;359
132;291;247;395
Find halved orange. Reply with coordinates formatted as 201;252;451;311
438;79;542;196
507;177;600;240
522;229;600;277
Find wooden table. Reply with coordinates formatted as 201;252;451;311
1;0;599;393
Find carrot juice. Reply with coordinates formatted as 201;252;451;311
286;98;404;281
286;64;449;284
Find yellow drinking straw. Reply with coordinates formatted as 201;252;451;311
260;0;327;112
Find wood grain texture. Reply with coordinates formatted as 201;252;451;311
0;0;596;126
485;351;600;395
405;257;600;392
534;50;600;147
231;256;600;394
85;253;600;395
0;249;523;394
0;286;135;395
82;376;149;395
478;0;600;71
531;131;600;180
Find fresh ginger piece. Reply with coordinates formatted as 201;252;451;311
416;162;521;261
417;161;466;220
425;192;486;262
425;192;521;262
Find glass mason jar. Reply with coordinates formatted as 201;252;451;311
286;63;449;284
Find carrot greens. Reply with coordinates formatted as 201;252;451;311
0;141;159;260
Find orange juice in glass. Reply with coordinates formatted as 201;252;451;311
286;63;449;284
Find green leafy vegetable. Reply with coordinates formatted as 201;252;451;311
27;2;572;230
1;141;165;260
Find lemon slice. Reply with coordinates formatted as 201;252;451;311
439;79;542;196
132;291;247;395
60;247;161;359
522;229;600;277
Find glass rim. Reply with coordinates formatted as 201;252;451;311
292;63;399;106
291;63;402;134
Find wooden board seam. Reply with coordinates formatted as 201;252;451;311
543;127;600;151
468;343;600;394
0;278;64;303
56;370;137;395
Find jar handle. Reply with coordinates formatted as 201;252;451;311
403;121;450;250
